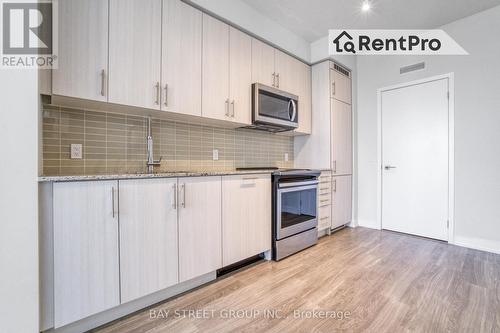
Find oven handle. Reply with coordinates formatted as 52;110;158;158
278;180;319;189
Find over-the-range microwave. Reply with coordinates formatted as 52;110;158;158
245;83;298;132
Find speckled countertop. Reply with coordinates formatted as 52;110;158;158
38;169;276;182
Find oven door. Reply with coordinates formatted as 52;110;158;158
253;83;298;128
276;180;318;240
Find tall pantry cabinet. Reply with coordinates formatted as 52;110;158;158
294;61;353;232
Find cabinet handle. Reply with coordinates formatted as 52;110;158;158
333;179;337;192
320;199;329;203
276;73;280;88
180;183;186;208
231;100;235;117
333;160;337;173
172;183;177;209
272;72;276;87
332;81;336;97
320;216;330;220
225;99;229;116
155;82;160;105
100;69;106;96
164;84;168;107
111;186;116;218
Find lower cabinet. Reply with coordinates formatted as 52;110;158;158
331;175;352;229
53;181;120;328
317;171;332;231
222;174;271;266
178;176;222;282
118;178;179;303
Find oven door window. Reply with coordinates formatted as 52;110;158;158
280;188;317;229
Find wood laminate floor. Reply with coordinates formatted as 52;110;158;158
95;227;500;333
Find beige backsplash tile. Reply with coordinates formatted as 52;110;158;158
42;105;294;176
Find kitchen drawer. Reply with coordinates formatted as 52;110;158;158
318;193;331;207
318;182;331;195
318;205;332;230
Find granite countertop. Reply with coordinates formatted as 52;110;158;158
38;169;276;182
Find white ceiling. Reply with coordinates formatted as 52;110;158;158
240;0;500;42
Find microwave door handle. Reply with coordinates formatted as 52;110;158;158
288;100;297;122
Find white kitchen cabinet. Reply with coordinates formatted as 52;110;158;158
317;171;332;232
161;0;202;116
53;181;120;328
330;68;352;105
108;0;162;109
331;175;352;229
331;98;353;175
229;27;252;125
202;15;230;122
295;62;312;135
52;0;109;102
274;49;300;92
178;176;222;282
251;38;276;87
222;174;271;266
118;178;179;303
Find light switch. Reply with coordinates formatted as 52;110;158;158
213;149;219;161
71;144;83;159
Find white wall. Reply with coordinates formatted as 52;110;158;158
0;69;40;332
356;6;500;252
187;0;311;62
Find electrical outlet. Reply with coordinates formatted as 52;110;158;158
284;153;289;162
71;144;83;159
213;149;219;161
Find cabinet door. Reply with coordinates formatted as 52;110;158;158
108;0;162;109
162;0;202;116
222;175;271;266
331;99;353;175
331;175;352;229
274;50;300;93
53;181;119;328
202;15;230;121
251;38;276;87
331;69;352;104
229;27;252;125
295;62;312;135
178;177;222;282
53;0;108;101
119;178;178;303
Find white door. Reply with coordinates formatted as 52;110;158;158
331;175;352;229
53;181;120;327
331;99;352;175
53;0;108;101
108;0;162;109
161;0;202;116
118;178;178;303
178;177;222;282
381;78;449;240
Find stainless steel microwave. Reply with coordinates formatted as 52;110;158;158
250;83;298;132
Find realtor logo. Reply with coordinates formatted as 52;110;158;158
1;1;57;69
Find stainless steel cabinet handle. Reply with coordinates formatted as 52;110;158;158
164;84;168;107
333;160;337;173
276;73;280;88
333;179;337;192
100;69;106;96
320;199;329;203
111;186;116;218
180;183;186;208
155;82;160;105
384;165;397;170
231;100;235;117
225;99;229;116
272;72;276;87
172;183;177;209
332;81;336;97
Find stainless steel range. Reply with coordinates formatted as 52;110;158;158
272;169;320;260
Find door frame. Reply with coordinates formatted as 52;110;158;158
376;73;455;243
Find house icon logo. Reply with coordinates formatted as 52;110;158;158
332;31;355;53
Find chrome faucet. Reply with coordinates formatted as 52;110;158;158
146;117;162;173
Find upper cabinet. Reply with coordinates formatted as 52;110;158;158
53;0;109;102
251;38;276;87
108;0;162;109
330;68;352;105
202;15;252;125
161;0;202;116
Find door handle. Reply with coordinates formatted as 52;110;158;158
180;183;186;208
332;81;336;96
225;99;229;117
111;186;116;218
155;82;160;105
231;100;235;117
272;72;276;87
384;165;397;170
172;183;177;209
164;84;168;107
276;73;280;88
100;69;106;96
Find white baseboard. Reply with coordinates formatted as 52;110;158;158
356;219;381;230
453;235;500;255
